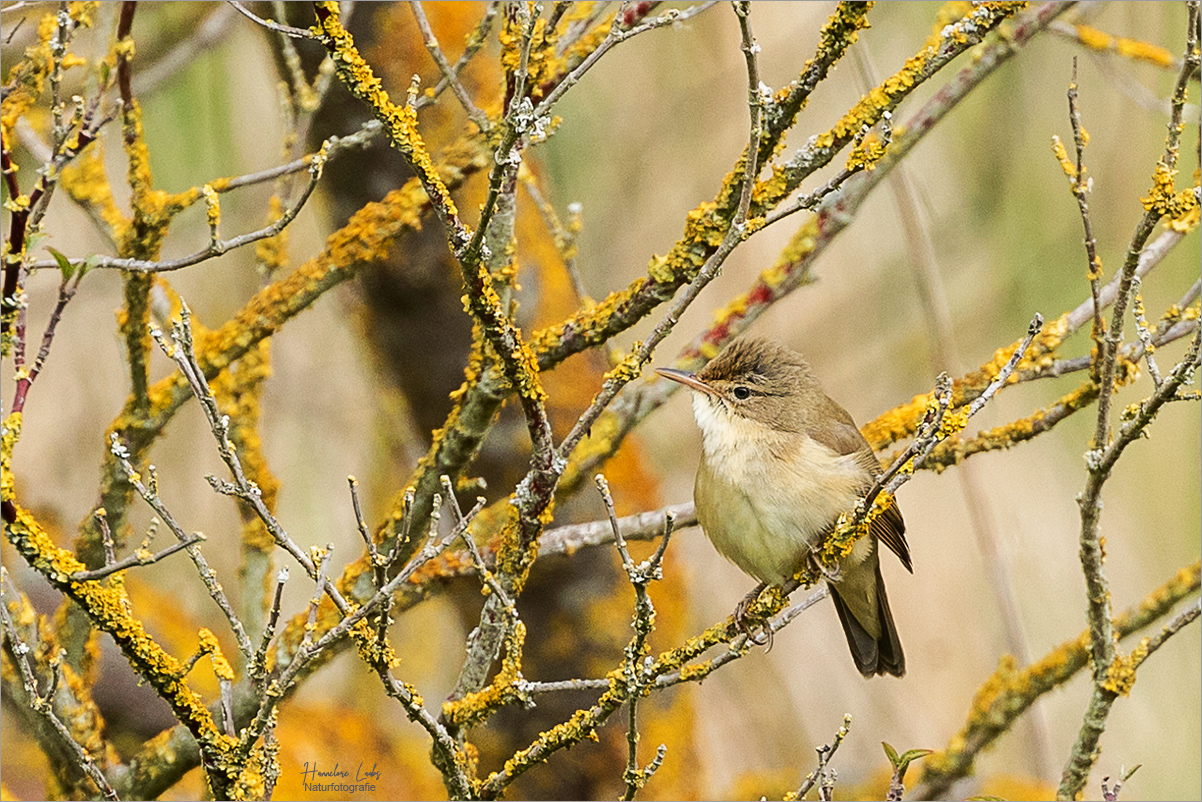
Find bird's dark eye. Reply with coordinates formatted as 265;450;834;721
732;386;751;400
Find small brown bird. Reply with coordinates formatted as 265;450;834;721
656;337;910;677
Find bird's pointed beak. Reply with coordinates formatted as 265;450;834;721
655;367;719;397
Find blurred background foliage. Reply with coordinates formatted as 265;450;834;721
1;2;1198;800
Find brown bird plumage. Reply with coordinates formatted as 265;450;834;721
658;337;910;677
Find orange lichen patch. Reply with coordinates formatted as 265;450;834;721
4;503;234;763
1;412;21;498
1;7;59;138
1142;161;1200;219
314;2;458;222
1051;134;1077;181
1072;24;1178;69
925;2;976;49
59;148;126;237
921;379;1100;471
441;622;528;728
820;493;897;568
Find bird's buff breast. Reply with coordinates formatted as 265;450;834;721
691;394;866;585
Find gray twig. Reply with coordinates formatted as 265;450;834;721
794;714;851;801
226;1;314;39
0;585;119;801
408;1;490;130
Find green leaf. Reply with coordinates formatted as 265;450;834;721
898;748;934;766
46;247;74;281
883;743;933;783
895;748;933;783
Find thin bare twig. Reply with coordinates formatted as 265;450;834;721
108;441;254;662
1132;599;1201;671
41;145;328;273
596;473;672;802
226;1;314;39
408;1;490;130
1130;276;1164;388
794;714;851;801
70;532;206;582
415;2;500;112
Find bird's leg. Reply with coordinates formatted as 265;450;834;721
734;582;774;651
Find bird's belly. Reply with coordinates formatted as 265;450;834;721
694;438;864;585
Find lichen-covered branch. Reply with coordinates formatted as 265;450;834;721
916;560;1201;798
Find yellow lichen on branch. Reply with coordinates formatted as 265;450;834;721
441;621;528;728
1102;649;1140;696
919;379;1100;472
3;504;237;767
862;315;1067;452
820;492;897;568
1071;24;1178;69
1;412;22;499
845;132;889;172
59;149;126;237
198;628;235;681
758;2;1026;211
0;3;97;139
1051;134;1077;181
1142;161;1200;219
312;2;459;223
920;560;1201;790
491;499;557;595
